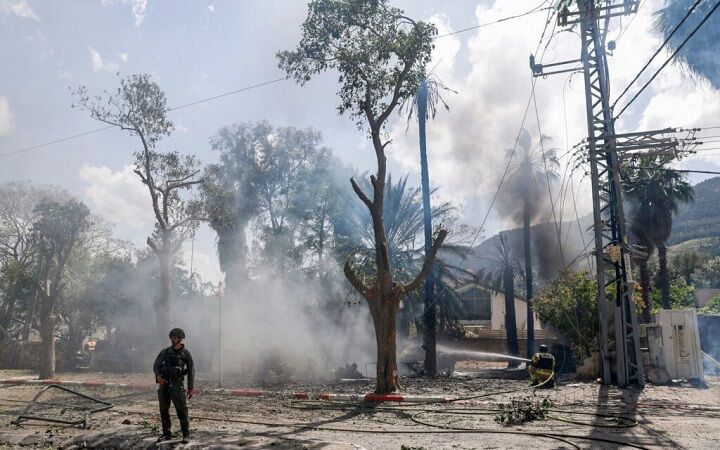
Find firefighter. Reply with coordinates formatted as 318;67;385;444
528;344;555;388
153;328;195;443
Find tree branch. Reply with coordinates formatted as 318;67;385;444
350;177;373;210
146;237;160;254
403;229;448;293
344;258;370;298
167;178;204;192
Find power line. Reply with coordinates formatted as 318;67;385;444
628;166;720;175
614;0;645;43
532;86;564;263
612;0;703;108
436;1;552;39
2;5;555;161
0;77;288;160
614;0;720;120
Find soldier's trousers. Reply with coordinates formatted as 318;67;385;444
158;384;189;436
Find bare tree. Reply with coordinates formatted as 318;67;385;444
278;0;446;393
73;74;204;333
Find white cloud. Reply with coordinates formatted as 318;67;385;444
79;164;155;228
385;0;720;232
1;0;40;21
207;4;214;13
89;47;120;72
387;4;591;231
119;52;128;62
0;97;14;136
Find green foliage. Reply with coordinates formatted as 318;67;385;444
277;0;437;130
655;0;720;90
649;279;695;313
495;395;554;425
670;250;708;284
694;256;720;288
337;174;467;326
623;155;694;247
699;296;720;316
669;177;720;246
203;121;338;279
534;270;599;358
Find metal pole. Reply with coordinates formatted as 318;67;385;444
579;0;612;384
217;282;223;387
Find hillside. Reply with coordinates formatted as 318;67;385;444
669;176;720;252
452;177;720;280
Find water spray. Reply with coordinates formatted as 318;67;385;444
437;345;531;363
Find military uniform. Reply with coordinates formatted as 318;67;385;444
153;344;195;438
528;349;555;387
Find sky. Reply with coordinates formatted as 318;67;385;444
1;0;719;284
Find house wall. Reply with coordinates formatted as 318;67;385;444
693;288;720;308
490;292;542;331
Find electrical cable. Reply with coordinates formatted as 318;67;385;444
2;5;555;161
612;0;704;109
0;77;289;160
615;0;645;43
436;1;553;39
531;86;565;264
625;166;720;175
428;8;557;313
614;0;720;120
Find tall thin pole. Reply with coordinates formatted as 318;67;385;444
418;79;437;377
523;192;534;360
217;282;223;387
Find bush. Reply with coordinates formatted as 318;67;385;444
534;270;599;358
649;279;696;313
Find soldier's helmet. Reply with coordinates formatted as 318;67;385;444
169;328;186;339
538;344;548;353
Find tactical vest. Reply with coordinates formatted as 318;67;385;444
160;348;188;383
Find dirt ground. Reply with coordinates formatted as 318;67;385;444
0;368;719;449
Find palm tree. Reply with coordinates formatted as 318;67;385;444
402;74;454;376
477;233;523;365
655;0;720;90
629;224;655;323
622;156;694;310
335;174;467;346
505;129;559;358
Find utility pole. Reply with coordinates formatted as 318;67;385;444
532;0;700;386
532;0;644;386
417;78;437;378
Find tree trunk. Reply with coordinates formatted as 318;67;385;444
155;250;171;335
658;243;671;310
638;257;652;323
503;266;519;366
417;80;437;378
370;296;400;393
522;194;534;359
38;295;55;380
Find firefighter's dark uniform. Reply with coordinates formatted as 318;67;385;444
528;349;555;387
153;344;195;438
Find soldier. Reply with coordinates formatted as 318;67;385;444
153;328;195;443
528;344;556;388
